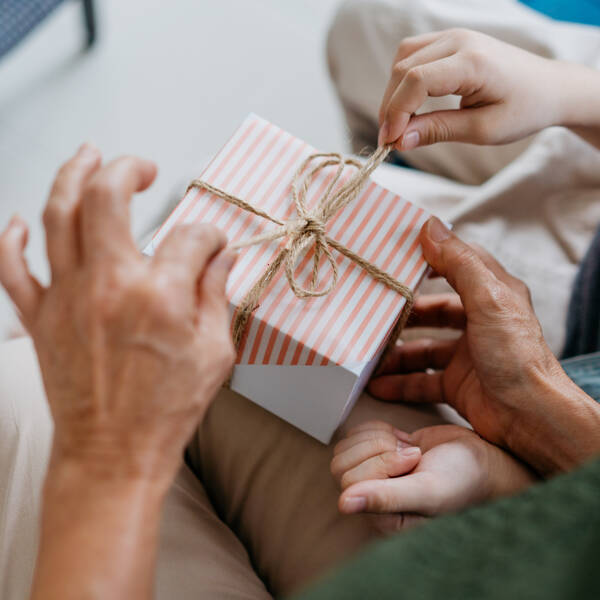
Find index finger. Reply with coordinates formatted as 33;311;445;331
80;156;157;262
381;55;470;145
378;34;454;131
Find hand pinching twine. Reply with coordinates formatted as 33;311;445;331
187;144;414;353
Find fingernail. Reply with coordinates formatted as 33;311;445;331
77;142;99;160
400;446;421;458
396;439;411;450
342;496;367;514
427;217;451;243
378;121;390;147
400;130;420;150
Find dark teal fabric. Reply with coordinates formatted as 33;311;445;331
519;0;600;26
561;353;600;402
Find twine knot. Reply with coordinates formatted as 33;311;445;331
299;216;325;237
187;143;416;355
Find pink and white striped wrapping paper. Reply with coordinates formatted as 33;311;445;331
146;115;432;442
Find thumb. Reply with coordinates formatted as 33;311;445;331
339;472;440;516
419;217;501;315
396;107;489;150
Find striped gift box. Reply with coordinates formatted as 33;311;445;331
146;115;431;442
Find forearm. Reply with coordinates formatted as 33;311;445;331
556;61;600;149
508;370;600;477
30;454;169;600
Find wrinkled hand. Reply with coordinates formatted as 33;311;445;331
369;217;600;476
0;145;236;483
378;28;568;149
331;420;534;533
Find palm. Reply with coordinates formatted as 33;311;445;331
409;425;494;514
441;334;514;448
369;290;546;449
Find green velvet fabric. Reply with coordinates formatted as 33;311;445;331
294;456;600;600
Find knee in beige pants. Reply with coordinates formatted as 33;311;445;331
0;338;270;600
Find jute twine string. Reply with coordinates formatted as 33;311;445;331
187;143;414;355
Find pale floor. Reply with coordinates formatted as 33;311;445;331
0;0;348;335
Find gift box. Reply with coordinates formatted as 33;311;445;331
145;114;432;443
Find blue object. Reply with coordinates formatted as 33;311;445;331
561;353;600;403
0;0;66;57
0;0;96;59
519;0;600;26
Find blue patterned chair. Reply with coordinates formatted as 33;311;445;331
0;0;96;60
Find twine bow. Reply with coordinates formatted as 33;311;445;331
187;144;414;353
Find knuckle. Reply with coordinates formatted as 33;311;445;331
340;471;354;490
346;421;385;438
375;453;390;474
330;456;344;479
107;156;141;181
405;66;424;87
333;439;346;456
424;113;454;144
395;38;415;60
391;59;410;79
196;222;226;244
444;243;479;275
371;436;395;455
447;27;472;45
372;486;395;513
43;201;71;230
87;268;128;321
395;34;427;59
384;451;405;473
514;279;532;304
150;270;175;300
85;177;118;203
178;222;226;249
473;281;514;315
145;274;187;323
461;47;484;71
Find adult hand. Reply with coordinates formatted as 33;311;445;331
378;28;596;150
369;217;600;477
0;144;236;484
331;420;534;532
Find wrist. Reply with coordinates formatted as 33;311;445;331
48;430;182;494
507;368;600;476
554;60;600;131
45;449;172;500
34;444;167;600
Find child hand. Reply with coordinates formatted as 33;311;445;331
378;28;579;150
331;420;535;533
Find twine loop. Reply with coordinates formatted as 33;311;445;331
187;143;415;353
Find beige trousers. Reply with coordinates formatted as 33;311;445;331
3;1;600;598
